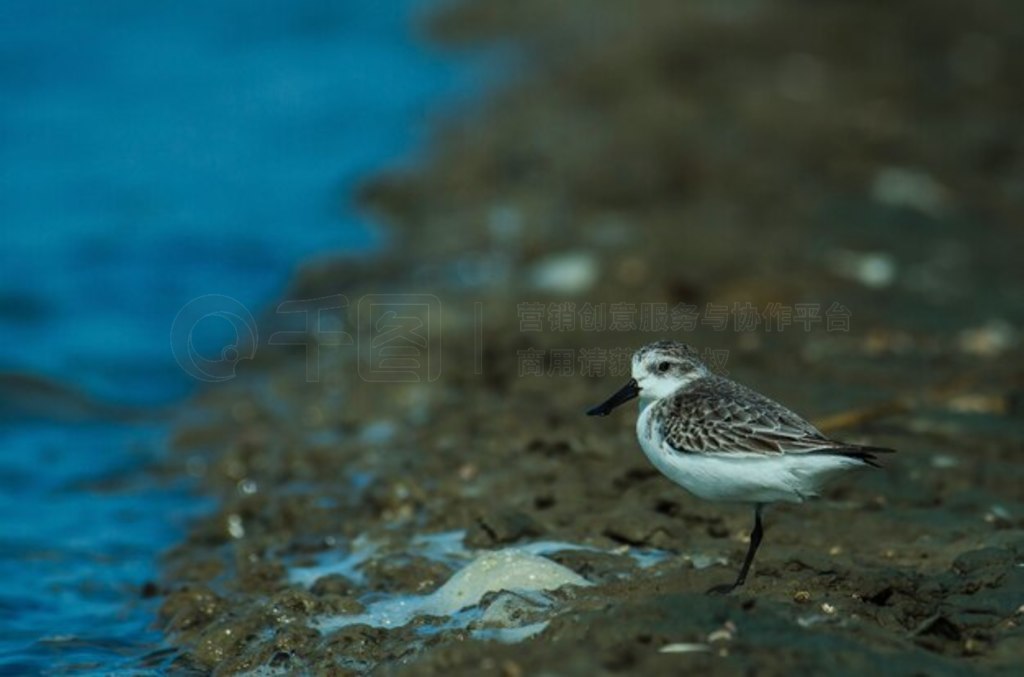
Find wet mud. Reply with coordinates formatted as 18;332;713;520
155;1;1024;674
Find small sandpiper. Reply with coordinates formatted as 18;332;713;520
587;340;893;594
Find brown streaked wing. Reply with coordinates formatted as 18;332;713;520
657;376;840;456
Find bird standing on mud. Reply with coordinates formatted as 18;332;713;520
587;341;893;594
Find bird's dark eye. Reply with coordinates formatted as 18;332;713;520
658;361;671;373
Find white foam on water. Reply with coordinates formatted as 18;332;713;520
297;529;718;648
237;666;290;677
512;536;675;569
686;553;730;570
411;530;472;565
430;549;591;615
315;548;590;634
473;621;551;644
288;535;377;588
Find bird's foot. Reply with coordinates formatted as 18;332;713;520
705;581;742;596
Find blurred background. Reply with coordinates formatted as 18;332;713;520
0;1;469;671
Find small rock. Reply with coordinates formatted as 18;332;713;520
871;167;948;216
310;573;354;597
830;249;897;289
267;588;318;623
500;660;523;677
660;643;711;654
159;585;224;634
529;252;598;294
478;590;547;628
318;594;365;616
707;523;730;539
548;549;637;583
958;320;1016;358
951;547;1014;576
192;616;257;668
361;554;452;594
465;509;543;547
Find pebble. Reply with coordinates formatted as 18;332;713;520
830;249;897;289
871;167;948;216
529;252;598;294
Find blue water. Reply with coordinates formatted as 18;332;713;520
0;1;467;672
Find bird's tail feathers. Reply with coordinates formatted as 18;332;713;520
816;444;895;468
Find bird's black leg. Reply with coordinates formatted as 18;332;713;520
707;504;765;595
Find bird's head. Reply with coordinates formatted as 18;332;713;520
586;341;708;416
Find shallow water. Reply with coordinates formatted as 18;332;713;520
0;1;465;671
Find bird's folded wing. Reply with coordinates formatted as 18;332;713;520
658;378;839;456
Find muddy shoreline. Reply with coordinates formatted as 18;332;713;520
155;1;1024;674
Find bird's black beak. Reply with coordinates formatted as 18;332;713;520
586;378;640;417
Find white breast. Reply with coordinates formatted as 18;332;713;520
635;403;862;504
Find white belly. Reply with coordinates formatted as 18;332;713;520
635;406;862;504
